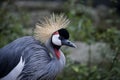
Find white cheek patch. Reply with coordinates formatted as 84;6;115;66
52;34;62;46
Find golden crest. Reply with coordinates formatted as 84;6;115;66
34;14;70;43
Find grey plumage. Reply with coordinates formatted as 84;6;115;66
0;36;65;80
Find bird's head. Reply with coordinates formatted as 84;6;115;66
34;14;76;48
52;28;76;48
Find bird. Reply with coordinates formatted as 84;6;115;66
0;14;76;80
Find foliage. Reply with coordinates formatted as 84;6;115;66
58;0;120;80
0;1;29;48
58;27;120;80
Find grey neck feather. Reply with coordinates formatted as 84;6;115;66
45;39;57;59
45;38;66;72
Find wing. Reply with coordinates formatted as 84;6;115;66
17;42;51;80
0;36;44;78
0;40;22;78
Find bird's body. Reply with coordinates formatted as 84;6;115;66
0;14;76;80
0;36;65;80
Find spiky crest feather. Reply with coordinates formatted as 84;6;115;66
34;14;70;43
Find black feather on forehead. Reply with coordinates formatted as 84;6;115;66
58;28;69;39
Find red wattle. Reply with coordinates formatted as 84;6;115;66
54;48;60;59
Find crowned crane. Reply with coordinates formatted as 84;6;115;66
0;14;76;80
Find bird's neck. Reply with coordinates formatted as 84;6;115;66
45;39;61;60
52;42;61;59
45;39;66;74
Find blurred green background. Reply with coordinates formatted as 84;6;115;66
0;0;120;80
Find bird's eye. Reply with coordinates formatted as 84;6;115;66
59;36;64;40
59;36;61;40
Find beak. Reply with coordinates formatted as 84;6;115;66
61;39;77;48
